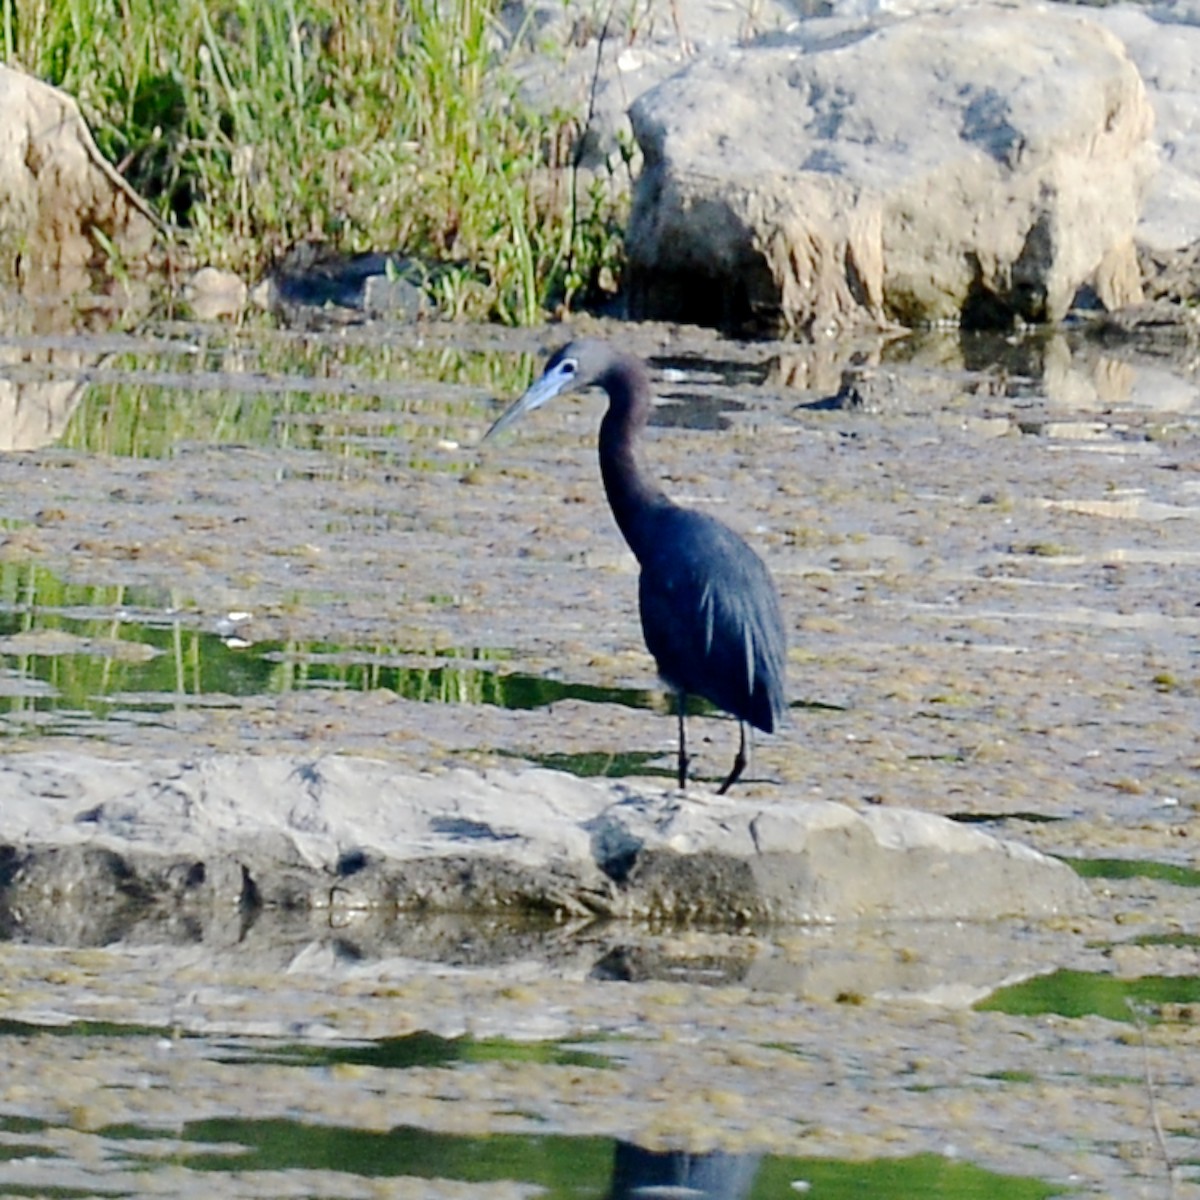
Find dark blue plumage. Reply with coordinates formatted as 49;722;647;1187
485;338;787;792
637;507;787;735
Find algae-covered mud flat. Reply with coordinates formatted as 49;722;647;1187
2;318;1197;840
2;315;1200;1197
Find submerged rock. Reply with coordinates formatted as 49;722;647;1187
0;753;1088;941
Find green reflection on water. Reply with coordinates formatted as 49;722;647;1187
57;335;535;460
219;1030;614;1071
0;561;656;729
89;1120;1059;1199
0;1033;1061;1198
1062;857;1200;888
0;1021;611;1070
523;749;666;780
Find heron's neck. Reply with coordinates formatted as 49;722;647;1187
598;373;671;562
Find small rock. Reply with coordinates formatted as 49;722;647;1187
183;267;248;319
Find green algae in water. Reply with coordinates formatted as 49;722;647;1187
0;1115;56;1165
525;745;787;785
520;748;666;780
0;1018;172;1040
752;1151;1063;1199
92;1120;1063;1199
977;968;1200;1022
0;1017;615;1073
0;562;674;777
1127;931;1200;950
1062;857;1200;888
218;1030;614;1071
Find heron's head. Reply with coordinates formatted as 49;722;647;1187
483;340;614;441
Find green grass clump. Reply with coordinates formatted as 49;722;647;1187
1;0;626;322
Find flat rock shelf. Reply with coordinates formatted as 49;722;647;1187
0;754;1089;936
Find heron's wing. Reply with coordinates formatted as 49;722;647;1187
638;509;786;731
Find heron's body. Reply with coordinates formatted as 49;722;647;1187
485;339;787;792
636;505;786;735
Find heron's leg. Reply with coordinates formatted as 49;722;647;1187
676;691;689;789
717;721;748;795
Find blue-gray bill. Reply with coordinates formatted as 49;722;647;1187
483;359;579;441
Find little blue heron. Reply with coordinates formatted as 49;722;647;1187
485;339;787;793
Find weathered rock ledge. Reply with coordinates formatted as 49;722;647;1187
0;753;1089;936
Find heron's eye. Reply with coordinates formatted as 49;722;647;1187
561;359;578;376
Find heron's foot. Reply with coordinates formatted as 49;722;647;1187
716;751;746;795
716;723;748;795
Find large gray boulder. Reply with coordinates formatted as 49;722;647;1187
503;0;803;172
1086;3;1200;303
1058;3;1200;255
0;753;1089;940
625;5;1155;332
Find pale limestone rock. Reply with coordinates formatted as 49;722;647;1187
0;753;1089;933
625;6;1154;331
1088;2;1200;253
0;65;156;286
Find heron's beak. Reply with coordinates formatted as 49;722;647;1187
483;360;574;442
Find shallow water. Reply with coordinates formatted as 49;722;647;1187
2;310;1200;1196
3;316;1200;820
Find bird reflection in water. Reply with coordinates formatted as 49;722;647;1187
609;1140;763;1199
